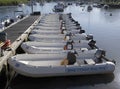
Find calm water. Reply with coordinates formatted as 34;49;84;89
0;2;120;89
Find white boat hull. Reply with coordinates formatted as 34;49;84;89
21;41;91;53
8;53;115;77
28;34;88;42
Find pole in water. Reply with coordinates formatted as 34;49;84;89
31;0;34;13
110;13;112;16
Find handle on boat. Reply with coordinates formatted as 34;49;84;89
95;49;116;64
102;56;116;64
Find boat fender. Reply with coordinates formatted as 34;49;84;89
67;52;76;65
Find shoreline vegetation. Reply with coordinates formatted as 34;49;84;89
0;0;120;8
0;0;28;6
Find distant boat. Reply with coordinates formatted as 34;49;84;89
87;5;93;11
53;3;64;12
18;3;25;7
104;5;109;9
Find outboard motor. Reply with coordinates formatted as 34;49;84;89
88;40;96;49
70;18;75;22
67;51;76;65
79;30;85;34
95;49;116;64
95;49;106;59
76;23;80;26
94;49;105;63
76;26;82;30
86;34;93;40
74;21;79;24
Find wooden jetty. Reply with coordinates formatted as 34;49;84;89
0;15;41;74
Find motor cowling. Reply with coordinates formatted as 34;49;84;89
79;30;85;34
76;23;80;26
95;49;106;59
88;40;96;49
67;51;76;65
86;34;93;40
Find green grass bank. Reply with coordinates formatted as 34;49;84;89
0;0;28;6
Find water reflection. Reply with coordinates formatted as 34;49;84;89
10;74;114;89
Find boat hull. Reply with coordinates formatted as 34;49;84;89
8;54;115;77
21;41;91;53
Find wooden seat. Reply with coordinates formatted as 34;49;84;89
84;59;95;65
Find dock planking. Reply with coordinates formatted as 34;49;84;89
3;15;40;43
0;15;40;77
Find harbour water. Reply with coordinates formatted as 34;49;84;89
0;2;120;89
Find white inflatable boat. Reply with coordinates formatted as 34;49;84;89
28;34;91;42
21;40;94;53
8;50;115;77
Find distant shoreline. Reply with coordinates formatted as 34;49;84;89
0;0;28;6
